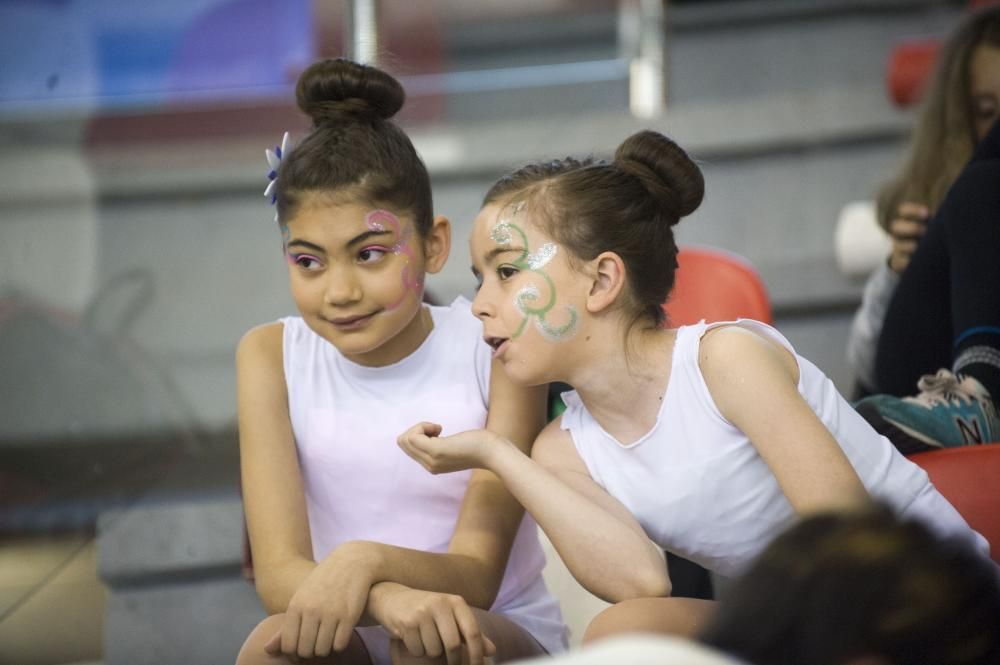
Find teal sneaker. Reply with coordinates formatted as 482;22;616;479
855;369;1000;454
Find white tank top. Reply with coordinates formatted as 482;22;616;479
560;319;985;578
282;297;565;650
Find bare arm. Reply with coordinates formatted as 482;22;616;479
240;327;535;662
525;425;670;601
399;420;670;603
699;326;870;513
363;360;548;610
237;322;317;613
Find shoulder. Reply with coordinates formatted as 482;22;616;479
531;418;587;473
698;324;797;382
696;324;801;423
236;323;289;408
236;321;285;369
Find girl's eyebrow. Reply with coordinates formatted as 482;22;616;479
483;246;525;264
347;229;394;247
285;230;393;255
286;239;325;254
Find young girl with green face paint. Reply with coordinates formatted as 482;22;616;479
399;130;995;642
235;58;567;665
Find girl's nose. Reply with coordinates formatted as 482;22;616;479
323;267;362;305
471;284;494;321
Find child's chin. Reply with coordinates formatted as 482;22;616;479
502;362;547;387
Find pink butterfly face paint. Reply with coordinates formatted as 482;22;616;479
365;209;423;311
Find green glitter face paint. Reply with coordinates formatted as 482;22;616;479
492;202;578;341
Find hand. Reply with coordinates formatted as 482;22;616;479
263;542;375;659
373;587;497;665
397;423;508;474
887;201;929;273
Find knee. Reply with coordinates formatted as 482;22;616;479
582;602;637;645
582;598;716;645
236;614;285;665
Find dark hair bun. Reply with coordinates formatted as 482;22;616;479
614;130;704;221
296;58;405;126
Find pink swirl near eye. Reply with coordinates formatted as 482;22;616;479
366;209;423;310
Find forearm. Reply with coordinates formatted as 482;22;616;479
847;263;899;391
348;541;500;610
358;581;410;626
487;443;669;602
254;557;317;614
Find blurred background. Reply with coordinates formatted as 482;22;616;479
0;0;971;663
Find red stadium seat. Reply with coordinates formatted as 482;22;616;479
663;246;772;326
907;444;1000;565
885;0;1000;108
886;39;940;108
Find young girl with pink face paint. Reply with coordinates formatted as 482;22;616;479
235;59;566;665
397;130;994;644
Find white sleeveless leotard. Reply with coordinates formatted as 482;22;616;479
560;319;991;578
282;297;567;662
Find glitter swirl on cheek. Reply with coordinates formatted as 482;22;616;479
490;203;577;342
537;304;578;340
365;209;423;310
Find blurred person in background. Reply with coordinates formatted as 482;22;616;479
849;6;1000;452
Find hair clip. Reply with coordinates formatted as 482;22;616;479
264;131;290;221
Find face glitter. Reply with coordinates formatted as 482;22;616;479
491;201;578;342
366;209;423;310
526;243;557;270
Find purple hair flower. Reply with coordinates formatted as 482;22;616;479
263;131;290;221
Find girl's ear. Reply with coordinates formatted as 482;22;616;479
586;251;627;313
423;215;451;274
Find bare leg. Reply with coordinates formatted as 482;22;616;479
236;613;372;665
389;608;545;664
582;598;717;645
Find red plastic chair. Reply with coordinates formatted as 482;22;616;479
886;38;940;108
663;245;772;326
907;444;1000;565
885;0;1000;108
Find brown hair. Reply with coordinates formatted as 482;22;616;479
877;5;1000;230
701;506;1000;665
484;130;704;328
274;58;433;238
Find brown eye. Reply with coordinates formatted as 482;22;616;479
358;247;387;264
293;254;322;270
497;265;519;281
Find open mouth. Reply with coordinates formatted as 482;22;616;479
484;335;509;353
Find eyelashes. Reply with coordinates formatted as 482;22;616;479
288;253;322;269
287;246;391;270
358;246;389;263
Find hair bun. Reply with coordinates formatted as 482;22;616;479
614;130;704;221
295;58;405;126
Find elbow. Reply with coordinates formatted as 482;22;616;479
632;572;672;600
253;574;291;615
469;571;504;610
604;571;671;603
